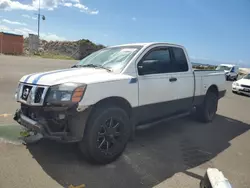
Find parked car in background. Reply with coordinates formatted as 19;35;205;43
232;73;250;96
216;64;239;81
14;42;226;164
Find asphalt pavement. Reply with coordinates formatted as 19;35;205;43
0;55;249;188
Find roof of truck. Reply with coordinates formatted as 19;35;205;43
220;64;237;67
110;42;184;48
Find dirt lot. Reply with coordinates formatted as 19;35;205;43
0;55;249;188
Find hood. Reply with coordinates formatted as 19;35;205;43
237;78;250;86
20;67;133;86
224;70;230;73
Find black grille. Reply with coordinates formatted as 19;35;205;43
35;88;44;103
21;85;32;100
240;89;250;93
241;84;250;89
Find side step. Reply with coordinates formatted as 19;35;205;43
136;112;190;130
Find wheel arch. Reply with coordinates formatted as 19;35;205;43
92;96;133;117
207;84;219;97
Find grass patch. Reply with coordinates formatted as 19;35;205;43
40;53;75;60
0;125;22;142
32;51;75;60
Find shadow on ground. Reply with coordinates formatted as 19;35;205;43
27;115;249;188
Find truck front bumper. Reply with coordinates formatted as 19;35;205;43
14;104;92;143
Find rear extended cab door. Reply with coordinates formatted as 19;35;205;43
169;47;195;111
134;44;195;124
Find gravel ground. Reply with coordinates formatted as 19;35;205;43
0;55;249;188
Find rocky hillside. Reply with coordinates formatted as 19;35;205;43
24;38;105;60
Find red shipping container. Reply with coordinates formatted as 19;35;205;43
0;32;24;55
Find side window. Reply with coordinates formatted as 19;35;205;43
138;48;172;75
171;47;189;72
231;66;235;72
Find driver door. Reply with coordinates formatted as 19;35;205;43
135;46;179;124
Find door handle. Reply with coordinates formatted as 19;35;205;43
169;77;177;82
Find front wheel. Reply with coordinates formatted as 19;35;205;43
78;105;131;164
196;90;218;123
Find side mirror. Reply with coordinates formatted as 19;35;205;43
138;60;158;75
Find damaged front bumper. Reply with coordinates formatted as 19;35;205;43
14;104;92;143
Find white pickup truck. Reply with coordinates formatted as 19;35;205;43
14;42;226;164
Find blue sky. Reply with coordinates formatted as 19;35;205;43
0;0;250;67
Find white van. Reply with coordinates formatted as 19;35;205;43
216;64;239;81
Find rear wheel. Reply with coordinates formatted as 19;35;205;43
196;90;218;123
78;105;131;164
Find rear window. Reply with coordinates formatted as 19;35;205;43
171;47;189;72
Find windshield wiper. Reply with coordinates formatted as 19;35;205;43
73;64;112;72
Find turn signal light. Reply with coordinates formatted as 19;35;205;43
71;87;86;102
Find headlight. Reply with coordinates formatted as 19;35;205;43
15;83;21;100
45;83;86;105
233;82;239;86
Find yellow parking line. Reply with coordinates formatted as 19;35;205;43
68;184;85;188
0;114;12;118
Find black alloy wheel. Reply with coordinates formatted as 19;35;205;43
97;117;123;154
78;106;131;164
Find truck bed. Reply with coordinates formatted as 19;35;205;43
193;70;225;97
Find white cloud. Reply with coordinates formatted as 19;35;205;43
132;17;136;21
13;27;36;35
2;19;27;26
40;33;66;41
22;14;30;18
32;0;59;10
0;24;11;32
0;0;36;11
22;14;37;20
0;0;99;15
70;0;80;3
0;24;65;41
63;2;72;7
74;3;99;14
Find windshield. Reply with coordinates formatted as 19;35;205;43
244;74;250;79
74;46;142;72
215;65;232;71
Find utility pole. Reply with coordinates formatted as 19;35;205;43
36;0;45;40
38;0;41;39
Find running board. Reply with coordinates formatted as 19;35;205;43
136;112;190;130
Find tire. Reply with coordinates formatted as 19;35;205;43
78;105;131;164
234;75;238;81
196;90;218;123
